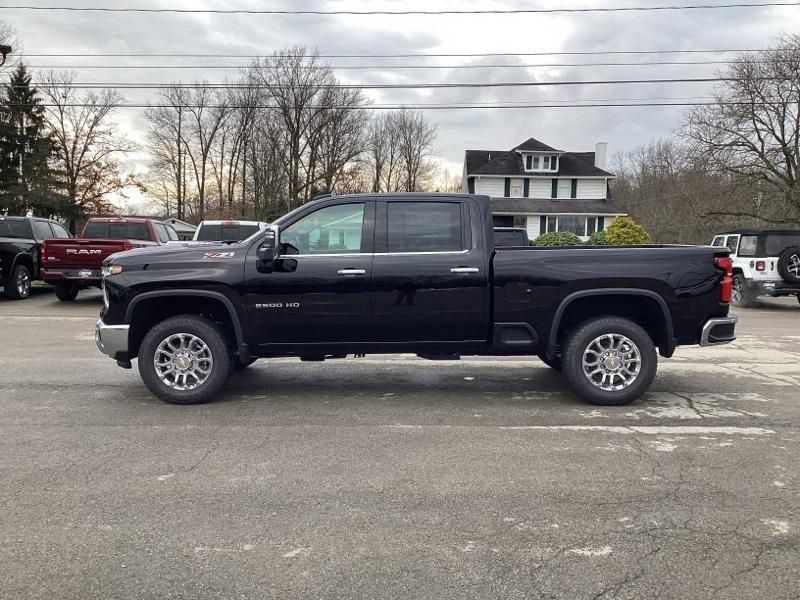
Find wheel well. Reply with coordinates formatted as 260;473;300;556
553;295;670;356
128;295;238;359
12;253;35;275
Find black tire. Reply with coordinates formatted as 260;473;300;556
538;353;562;371
777;246;800;285
562;316;658;406
138;315;232;404
731;274;755;308
54;283;79;302
4;264;32;300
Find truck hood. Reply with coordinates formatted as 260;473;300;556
107;241;245;264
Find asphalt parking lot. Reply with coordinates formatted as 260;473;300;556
1;288;798;599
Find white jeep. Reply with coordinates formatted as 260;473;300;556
711;229;800;307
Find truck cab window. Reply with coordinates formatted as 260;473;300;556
32;221;54;240
387;202;464;253
281;203;365;255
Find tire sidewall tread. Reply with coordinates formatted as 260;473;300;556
562;316;657;406
5;264;31;300
138;315;232;404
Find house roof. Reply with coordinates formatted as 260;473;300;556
512;137;562;153
465;140;615;178
490;198;625;215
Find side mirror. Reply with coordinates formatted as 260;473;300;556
256;227;280;272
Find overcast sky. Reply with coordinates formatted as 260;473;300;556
2;0;800;207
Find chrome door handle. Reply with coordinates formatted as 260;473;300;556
450;267;479;274
337;268;366;276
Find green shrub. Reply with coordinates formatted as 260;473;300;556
532;231;582;246
587;229;607;245
604;216;651;245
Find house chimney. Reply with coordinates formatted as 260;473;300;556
594;142;608;170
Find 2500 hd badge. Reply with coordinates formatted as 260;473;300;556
95;193;736;406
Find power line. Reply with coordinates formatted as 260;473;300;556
3;101;759;109
19;49;768;58
15;59;735;70
2;2;799;14
18;77;782;90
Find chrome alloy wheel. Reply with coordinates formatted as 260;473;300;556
731;277;743;304
16;269;30;297
154;333;214;391
581;333;642;392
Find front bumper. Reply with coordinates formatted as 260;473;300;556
95;319;130;359
700;315;738;346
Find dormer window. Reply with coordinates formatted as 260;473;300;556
523;153;558;173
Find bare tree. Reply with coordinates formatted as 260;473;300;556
40;71;136;230
682;35;800;226
367;112;404;192
395;108;437;192
315;87;369;193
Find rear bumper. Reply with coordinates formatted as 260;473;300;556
700;315;737;346
748;279;800;296
41;267;101;284
95;319;130;360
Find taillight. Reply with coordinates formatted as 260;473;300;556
715;256;733;303
39;240;47;263
122;241;133;251
755;261;766;271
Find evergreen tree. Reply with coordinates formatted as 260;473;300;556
0;64;63;215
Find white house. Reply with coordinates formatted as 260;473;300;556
462;137;625;241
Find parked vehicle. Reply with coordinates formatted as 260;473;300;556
493;227;529;247
41;217;178;301
0;216;71;300
193;220;267;242
96;193;736;406
711;229;800;307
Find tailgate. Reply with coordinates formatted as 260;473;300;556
42;239;149;269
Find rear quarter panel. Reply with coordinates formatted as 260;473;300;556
492;245;729;347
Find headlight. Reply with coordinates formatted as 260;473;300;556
101;264;123;277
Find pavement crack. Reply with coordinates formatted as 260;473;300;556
671;391;705;420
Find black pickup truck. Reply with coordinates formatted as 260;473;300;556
0;216;71;299
95;193;737;406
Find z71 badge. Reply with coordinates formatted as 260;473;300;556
203;251;236;259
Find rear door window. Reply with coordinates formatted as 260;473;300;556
50;223;71;238
153;223;170;243
387;202;465;253
738;235;758;257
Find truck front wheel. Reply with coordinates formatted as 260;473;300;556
138;315;232;404
562;316;657;406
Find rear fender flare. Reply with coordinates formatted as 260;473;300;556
546;288;675;359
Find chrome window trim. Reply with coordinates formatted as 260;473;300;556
277;249;471;259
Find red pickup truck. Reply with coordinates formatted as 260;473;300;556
41;217;179;301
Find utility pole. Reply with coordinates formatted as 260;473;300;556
176;104;183;220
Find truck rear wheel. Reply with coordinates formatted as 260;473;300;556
138;315;232;404
54;283;79;302
562;316;657;406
